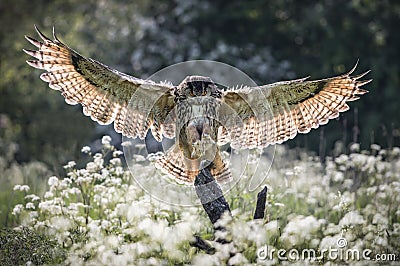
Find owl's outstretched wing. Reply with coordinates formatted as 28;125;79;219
24;26;176;141
220;64;370;149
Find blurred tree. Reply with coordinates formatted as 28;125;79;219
1;0;399;169
0;0;96;170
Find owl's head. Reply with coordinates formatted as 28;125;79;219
176;76;221;100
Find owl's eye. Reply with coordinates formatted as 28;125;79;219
202;91;207;96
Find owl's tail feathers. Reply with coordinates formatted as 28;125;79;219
210;152;232;183
149;144;232;184
150;144;198;183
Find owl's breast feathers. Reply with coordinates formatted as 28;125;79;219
151;95;231;183
176;97;220;155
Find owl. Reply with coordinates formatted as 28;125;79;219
24;26;370;183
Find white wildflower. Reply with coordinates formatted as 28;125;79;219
26;202;35;210
366;186;377;195
86;162;97;172
228;253;248;265
50;216;72;231
133;154;146;162
64;161;76;168
76;175;93;184
29;211;38;219
101;168;109;178
350;153;368;167
100;197;109;206
370;144;381;151
87;222;101;237
372;213;388;225
332;171;344;182
126;202;151;222
60;178;72;187
264;220;280;236
113;150;123;157
20;185;30;192
285;170;294;176
12;204;24;215
115;166;124;175
350;143;360;152
77;169;89;177
94;156;104;168
121;141;132;147
101;135;112;145
101;220;112;230
293;165;304;174
13;185;30;192
138;218;169;242
44;191;54;198
135;143;146;149
392;147;400;156
48;176;59;186
90;173;100;182
393;223;400;234
74;216;86;225
374;236;388;247
81;146;91;153
38;201;62;215
110;158;121;165
33;221;46;230
324;223;340;236
319;235;338;250
335;154;348;164
281;215;322;246
339;211;365;226
192;254;220;266
25;194;40;202
106;235;119;249
343;178;354;190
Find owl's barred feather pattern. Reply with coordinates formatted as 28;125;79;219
24;26;175;141
221;64;370;149
150;144;230;183
25;26;370;184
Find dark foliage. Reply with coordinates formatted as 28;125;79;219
1;0;399;166
0;227;65;265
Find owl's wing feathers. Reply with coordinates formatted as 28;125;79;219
24;26;176;141
221;65;370;149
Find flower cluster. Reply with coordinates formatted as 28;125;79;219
10;138;400;264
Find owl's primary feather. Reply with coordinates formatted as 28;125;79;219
25;26;370;184
24;25;176;141
221;65;370;149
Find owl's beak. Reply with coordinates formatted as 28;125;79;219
194;90;204;97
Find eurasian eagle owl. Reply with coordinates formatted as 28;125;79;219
24;26;370;183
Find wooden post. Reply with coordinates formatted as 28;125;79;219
191;161;268;253
253;186;267;219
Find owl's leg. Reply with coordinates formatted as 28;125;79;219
210;149;231;182
186;121;203;159
201;122;216;144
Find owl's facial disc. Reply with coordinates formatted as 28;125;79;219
188;80;210;96
180;75;215;97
